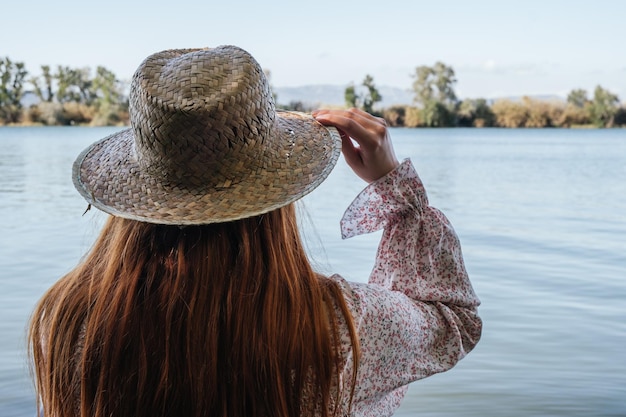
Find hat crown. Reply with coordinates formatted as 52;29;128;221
129;46;275;188
73;45;341;225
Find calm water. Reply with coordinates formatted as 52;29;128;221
1;127;625;417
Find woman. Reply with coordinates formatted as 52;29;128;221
29;46;481;417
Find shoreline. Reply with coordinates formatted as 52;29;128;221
0;123;616;129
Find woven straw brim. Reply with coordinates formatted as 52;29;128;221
73;112;341;225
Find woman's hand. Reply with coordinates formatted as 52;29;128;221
313;108;400;183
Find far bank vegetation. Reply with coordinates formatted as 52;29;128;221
0;56;624;128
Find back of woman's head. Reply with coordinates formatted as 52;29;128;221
30;205;358;417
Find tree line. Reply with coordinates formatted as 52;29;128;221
0;57;128;126
299;63;625;128
1;56;624;128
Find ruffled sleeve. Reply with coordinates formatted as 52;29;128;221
340;158;425;240
334;159;482;416
341;158;480;306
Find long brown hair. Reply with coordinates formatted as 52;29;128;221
29;204;359;417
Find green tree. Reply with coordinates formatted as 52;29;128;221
420;101;454;127
30;65;54;102
411;62;457;127
457;98;495;127
0;57;28;123
361;74;382;114
54;66;95;104
412;62;457;108
474;99;496;127
91;66;122;107
344;75;382;114
74;67;95;105
89;66;126;126
567;89;588;108
344;83;358;108
55;66;78;103
614;107;626;127
432;62;457;105
412;65;434;105
588;85;619;127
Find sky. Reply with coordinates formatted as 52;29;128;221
3;0;625;100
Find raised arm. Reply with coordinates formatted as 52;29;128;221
315;109;482;413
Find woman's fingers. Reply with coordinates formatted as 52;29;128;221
313;108;383;149
339;129;364;173
313;108;400;183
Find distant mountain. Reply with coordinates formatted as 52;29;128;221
497;94;564;103
274;85;414;108
274;85;565;109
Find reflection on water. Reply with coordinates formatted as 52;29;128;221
1;127;625;417
0;138;25;194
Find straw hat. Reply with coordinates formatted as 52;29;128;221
72;46;341;225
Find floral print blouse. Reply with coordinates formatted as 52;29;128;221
328;159;482;416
